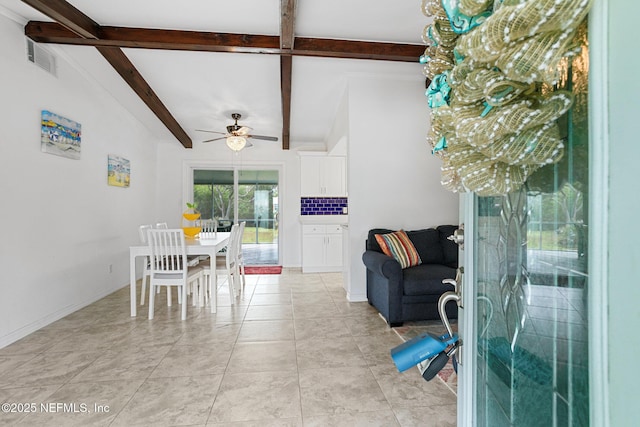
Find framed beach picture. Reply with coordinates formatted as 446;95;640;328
107;155;130;187
40;110;81;159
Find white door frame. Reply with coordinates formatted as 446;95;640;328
457;192;476;426
182;160;285;266
587;0;610;425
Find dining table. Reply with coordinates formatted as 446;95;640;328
129;231;231;316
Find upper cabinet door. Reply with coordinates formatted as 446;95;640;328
323;156;346;196
300;156;323;196
300;155;347;197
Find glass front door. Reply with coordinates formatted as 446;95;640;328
470;23;590;427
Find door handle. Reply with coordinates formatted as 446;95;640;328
439;267;464;366
442;267;463;307
447;225;464;249
438;291;460;340
442;278;457;294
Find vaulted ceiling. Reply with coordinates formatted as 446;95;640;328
0;0;429;151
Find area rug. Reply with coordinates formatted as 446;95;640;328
244;266;282;275
392;319;458;395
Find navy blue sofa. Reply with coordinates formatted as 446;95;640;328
362;225;459;327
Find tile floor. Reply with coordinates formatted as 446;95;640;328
0;269;457;426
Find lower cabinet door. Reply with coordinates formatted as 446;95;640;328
302;234;325;272
324;234;343;269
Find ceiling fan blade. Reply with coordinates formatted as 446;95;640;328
195;129;226;135
249;135;279;141
202;136;227;143
235;126;252;136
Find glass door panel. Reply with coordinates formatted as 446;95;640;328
193;169;234;230
238;170;279;265
473;23;589;427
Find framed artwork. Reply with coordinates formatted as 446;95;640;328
107;155;130;187
40;110;81;159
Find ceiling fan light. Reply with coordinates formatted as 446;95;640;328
226;135;247;151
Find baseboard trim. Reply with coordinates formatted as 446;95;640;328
0;284;125;349
302;266;343;273
346;292;367;302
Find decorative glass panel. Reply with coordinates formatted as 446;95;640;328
474;22;589;427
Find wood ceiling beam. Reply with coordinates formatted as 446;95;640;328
21;2;192;149
280;0;296;50
97;47;192;148
294;37;424;62
280;56;292;150
279;0;296;150
21;0;101;39
26;22;423;62
25;22;281;53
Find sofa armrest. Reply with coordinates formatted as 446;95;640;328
362;250;402;281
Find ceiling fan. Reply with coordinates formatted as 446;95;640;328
196;113;278;151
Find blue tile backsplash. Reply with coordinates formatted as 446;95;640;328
300;197;348;215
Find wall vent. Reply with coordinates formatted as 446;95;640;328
26;39;56;76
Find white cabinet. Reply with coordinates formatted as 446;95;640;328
300;156;323;196
302;224;343;273
300;155;346;196
322;156;346;196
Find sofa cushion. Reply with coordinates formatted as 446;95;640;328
437;225;459;268
407;229;444;265
367;228;394;252
375;230;422;269
402;264;457;296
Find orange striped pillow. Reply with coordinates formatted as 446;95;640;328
374;230;422;269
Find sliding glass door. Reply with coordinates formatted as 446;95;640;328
238;170;279;265
193;168;279;265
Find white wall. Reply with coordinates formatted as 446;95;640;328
0;13;159;346
346;73;459;301
326;89;348;156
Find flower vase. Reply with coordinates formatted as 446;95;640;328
182;208;201;238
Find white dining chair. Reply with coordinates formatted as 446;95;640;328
147;228;201;320
139;222;195;306
154;222;204;285
199;223;240;313
141;223;182;306
138;224;153;306
200;218;217;240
